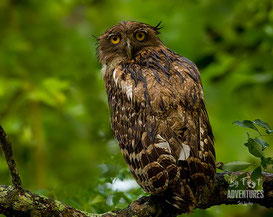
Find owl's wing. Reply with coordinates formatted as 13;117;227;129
133;51;216;198
160;55;216;200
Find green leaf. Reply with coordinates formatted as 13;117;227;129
266;129;273;134
89;195;105;205
244;138;264;158
251;166;262;181
112;192;125;206
117;168;131;181
261;157;273;169
222;161;252;172
254;138;269;150
253;119;272;134
27;78;69;107
233;120;260;133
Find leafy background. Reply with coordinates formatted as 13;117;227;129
0;0;273;216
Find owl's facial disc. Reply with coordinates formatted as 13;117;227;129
97;21;163;64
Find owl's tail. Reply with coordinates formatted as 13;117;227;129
165;179;197;213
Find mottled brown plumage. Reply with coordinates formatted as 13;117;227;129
97;21;216;213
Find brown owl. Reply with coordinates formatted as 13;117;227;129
97;21;216;214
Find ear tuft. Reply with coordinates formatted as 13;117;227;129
153;21;163;34
91;34;99;41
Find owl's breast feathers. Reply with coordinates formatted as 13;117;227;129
103;45;216;212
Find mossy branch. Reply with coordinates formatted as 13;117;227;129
0;125;273;217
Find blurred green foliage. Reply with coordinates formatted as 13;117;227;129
0;0;273;216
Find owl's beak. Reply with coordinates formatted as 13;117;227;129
126;39;132;59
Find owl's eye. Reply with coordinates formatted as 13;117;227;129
135;32;146;41
110;35;121;44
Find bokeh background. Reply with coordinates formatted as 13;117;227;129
0;0;273;216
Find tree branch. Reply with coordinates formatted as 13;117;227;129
0;125;273;216
0;125;22;191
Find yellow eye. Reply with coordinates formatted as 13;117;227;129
110;35;120;44
135;32;145;41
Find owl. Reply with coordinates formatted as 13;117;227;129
97;21;216;214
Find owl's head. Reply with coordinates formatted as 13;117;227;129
97;21;163;64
